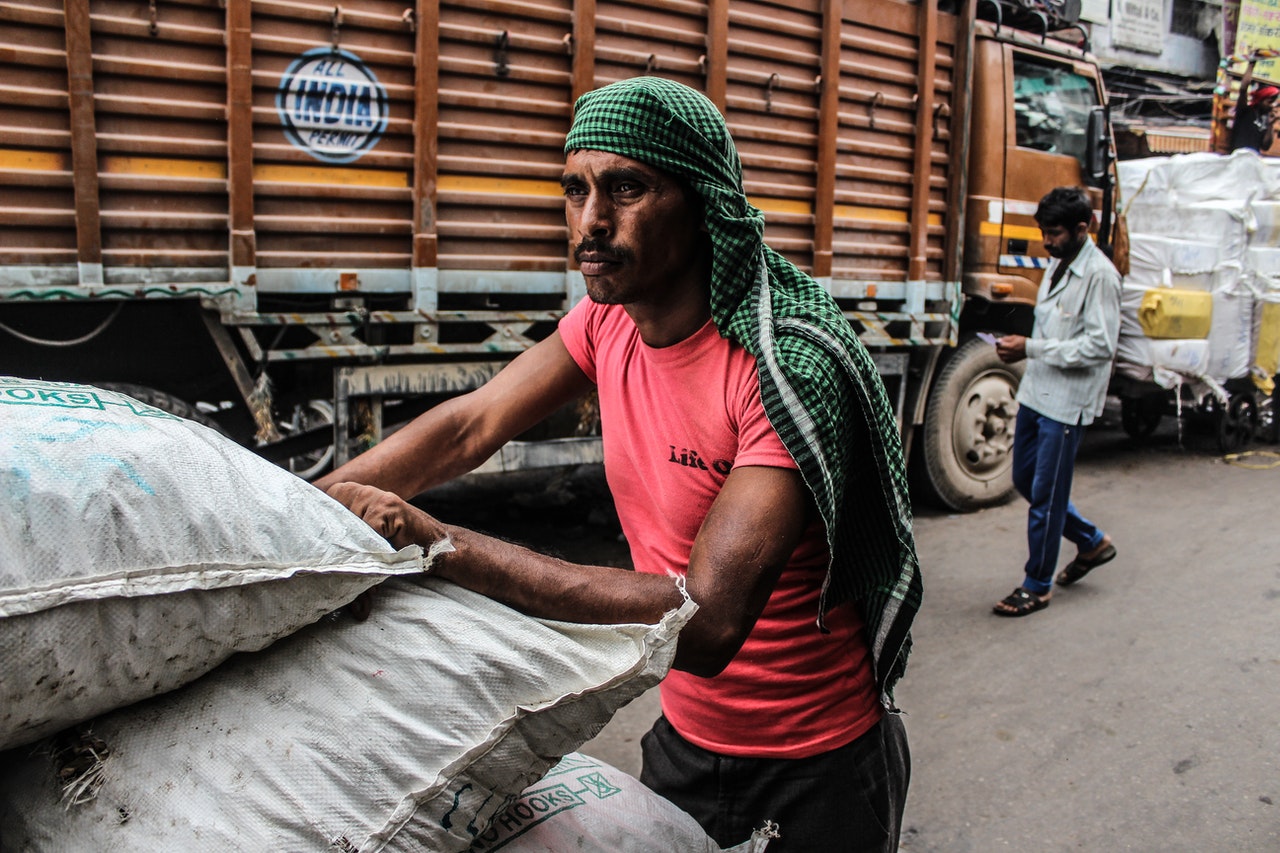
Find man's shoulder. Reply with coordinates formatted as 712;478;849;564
1078;239;1119;284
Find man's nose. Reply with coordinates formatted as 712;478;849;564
580;190;614;236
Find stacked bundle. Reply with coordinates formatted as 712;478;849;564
1117;150;1280;396
0;378;704;852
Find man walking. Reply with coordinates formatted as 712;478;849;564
317;77;921;851
993;187;1121;617
1229;55;1279;153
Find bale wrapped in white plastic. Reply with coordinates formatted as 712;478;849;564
1248;201;1280;248
1124;232;1242;293
1129;150;1280;206
0;376;424;750
469;752;775;853
1118;156;1173;207
1116;329;1211;373
1247;245;1280;279
1131;195;1249;252
1206;287;1257;380
0;577;696;852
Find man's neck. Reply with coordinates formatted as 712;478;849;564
626;291;713;348
1051;238;1085;286
624;248;714;348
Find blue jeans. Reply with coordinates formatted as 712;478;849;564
1012;406;1106;595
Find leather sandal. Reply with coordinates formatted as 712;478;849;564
993;587;1050;617
1056;543;1116;586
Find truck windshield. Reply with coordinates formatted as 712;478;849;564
1012;55;1099;167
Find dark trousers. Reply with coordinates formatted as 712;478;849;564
1012;406;1106;594
639;712;909;853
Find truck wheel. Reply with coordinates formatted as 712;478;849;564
1261;381;1280;444
280;399;336;481
1120;393;1164;439
916;337;1024;512
1216;392;1256;453
97;382;228;435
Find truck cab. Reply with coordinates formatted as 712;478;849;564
909;19;1125;511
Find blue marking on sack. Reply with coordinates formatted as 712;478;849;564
276;47;389;164
87;454;156;495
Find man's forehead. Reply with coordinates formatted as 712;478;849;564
563;149;664;176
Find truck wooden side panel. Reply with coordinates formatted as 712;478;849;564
2;0;1121;503
3;0;80;276
3;0;959;313
0;0;966;464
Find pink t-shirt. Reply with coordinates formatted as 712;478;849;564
559;298;881;758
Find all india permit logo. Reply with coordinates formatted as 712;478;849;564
276;47;389;164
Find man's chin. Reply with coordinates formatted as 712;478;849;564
585;287;624;305
582;276;627;305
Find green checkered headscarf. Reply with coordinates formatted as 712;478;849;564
566;77;921;700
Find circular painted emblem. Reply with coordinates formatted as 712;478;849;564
276;47;389;164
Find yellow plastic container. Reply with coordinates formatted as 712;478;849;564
1138;288;1213;340
1254;300;1280;394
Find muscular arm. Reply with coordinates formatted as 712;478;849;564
313;332;594;498
329;463;810;678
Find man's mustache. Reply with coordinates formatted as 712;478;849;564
573;239;634;264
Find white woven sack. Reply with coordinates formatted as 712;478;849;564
1206;288;1256;380
0;377;423;750
1128;201;1251;267
468;752;775;853
1118;156;1172;208
0;576;696;852
1124;233;1241;292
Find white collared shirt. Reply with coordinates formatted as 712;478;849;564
1016;237;1122;425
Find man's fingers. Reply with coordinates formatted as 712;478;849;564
326;482;403;541
346;588;375;621
324;480;370;511
324;481;444;551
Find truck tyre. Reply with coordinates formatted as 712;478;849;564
98;382;228;435
916;337;1024;512
1120;392;1164;439
1215;392;1256;453
281;399;336;481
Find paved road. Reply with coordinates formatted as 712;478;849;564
567;410;1280;851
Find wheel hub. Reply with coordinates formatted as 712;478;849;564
954;373;1019;475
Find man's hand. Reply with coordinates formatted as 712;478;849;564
326;482;447;551
996;334;1028;364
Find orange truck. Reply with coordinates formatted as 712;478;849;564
0;0;1124;509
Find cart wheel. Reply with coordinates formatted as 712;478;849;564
1121;393;1164;439
1261;382;1280;444
279;399;336;481
1216;393;1257;453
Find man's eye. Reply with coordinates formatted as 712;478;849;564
562;185;585;198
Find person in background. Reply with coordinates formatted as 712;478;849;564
316;77;921;852
1229;56;1279;153
992;186;1121;617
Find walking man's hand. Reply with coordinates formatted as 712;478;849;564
996;334;1027;364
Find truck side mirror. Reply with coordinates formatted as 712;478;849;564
1085;106;1110;187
